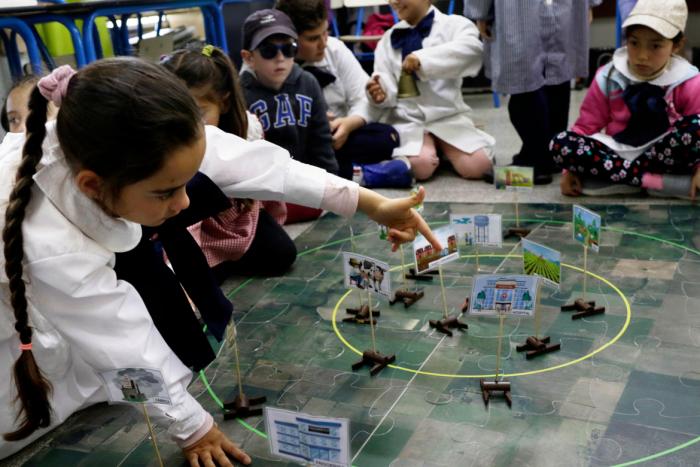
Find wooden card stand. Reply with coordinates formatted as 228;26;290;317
344;304;380;325
505;227;531;239
480;380;512;408
352;349;396;376
223;393;267;420
429;313;469;337
405;267;437;281
516;336;560;359
390;289;424;308
561;298;605;320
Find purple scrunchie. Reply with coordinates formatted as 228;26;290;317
38;65;77;106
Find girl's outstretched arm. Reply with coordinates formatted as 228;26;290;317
358;186;442;252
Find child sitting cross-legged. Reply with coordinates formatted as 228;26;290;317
550;0;700;199
240;9;338;223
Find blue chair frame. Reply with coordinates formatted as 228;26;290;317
21;14;87;68
343;4;398;62
0;17;43;79
79;0;227;62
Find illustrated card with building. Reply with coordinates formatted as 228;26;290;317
264;407;350;467
342;252;391;298
494;166;534;192
468;274;539;317
450;214;503;249
98;368;172;406
522;239;561;289
412;225;459;274
572;205;601;252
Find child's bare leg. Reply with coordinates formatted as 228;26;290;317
436;138;492;179
408;133;439;181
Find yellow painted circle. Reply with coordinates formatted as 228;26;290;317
332;253;631;378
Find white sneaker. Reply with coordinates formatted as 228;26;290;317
581;179;643;196
646;174;693;200
647;189;692;200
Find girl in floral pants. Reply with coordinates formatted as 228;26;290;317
551;114;700;187
549;0;700;197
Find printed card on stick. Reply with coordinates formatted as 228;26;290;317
451;214;503;249
468;274;539;317
343;252;391;298
412;225;459;274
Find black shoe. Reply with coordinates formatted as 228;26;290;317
534;172;553;185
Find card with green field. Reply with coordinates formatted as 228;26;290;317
521;238;561;289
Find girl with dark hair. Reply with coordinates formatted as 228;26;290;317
1;75;57;136
0;58;438;463
163;44;296;282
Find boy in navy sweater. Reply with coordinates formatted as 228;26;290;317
240;9;338;179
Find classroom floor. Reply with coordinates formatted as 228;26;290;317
3;91;699;467
11;201;700;466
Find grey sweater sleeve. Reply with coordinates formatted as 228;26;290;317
464;0;494;20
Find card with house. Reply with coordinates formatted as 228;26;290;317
412;225;459;274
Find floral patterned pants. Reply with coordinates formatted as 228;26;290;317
549;115;700;186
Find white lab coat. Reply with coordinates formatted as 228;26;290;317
0;123;344;458
302;36;374;123
370;6;495;157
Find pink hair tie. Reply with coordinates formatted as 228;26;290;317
19;342;32;351
38;65;77;106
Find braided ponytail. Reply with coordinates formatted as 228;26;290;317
2;86;53;442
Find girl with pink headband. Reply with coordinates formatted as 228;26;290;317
0;59;439;464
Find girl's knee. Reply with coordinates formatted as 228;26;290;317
410;153;439;180
549;130;575;150
409;156;439;180
452;149;492;179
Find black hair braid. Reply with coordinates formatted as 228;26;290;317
2;86;53;442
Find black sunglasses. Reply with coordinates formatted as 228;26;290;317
257;41;298;59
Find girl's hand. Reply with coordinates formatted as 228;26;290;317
402;54;421;73
358;186;442;252
476;20;492;40
330;115;365;150
560;171;582;196
366;76;386;104
184;425;251;467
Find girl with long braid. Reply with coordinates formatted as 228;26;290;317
0;58;438;464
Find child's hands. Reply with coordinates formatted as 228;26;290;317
560;171;582;196
358;186;442;252
329;115;365;150
184;425;251;467
402;54;421;74
691;169;700;200
476;20;493;40
366;75;386;104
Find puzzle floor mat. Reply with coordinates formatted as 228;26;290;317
11;203;700;467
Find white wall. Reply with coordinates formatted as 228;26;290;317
590;12;700;50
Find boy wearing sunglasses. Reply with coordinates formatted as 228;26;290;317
241;9;338;187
